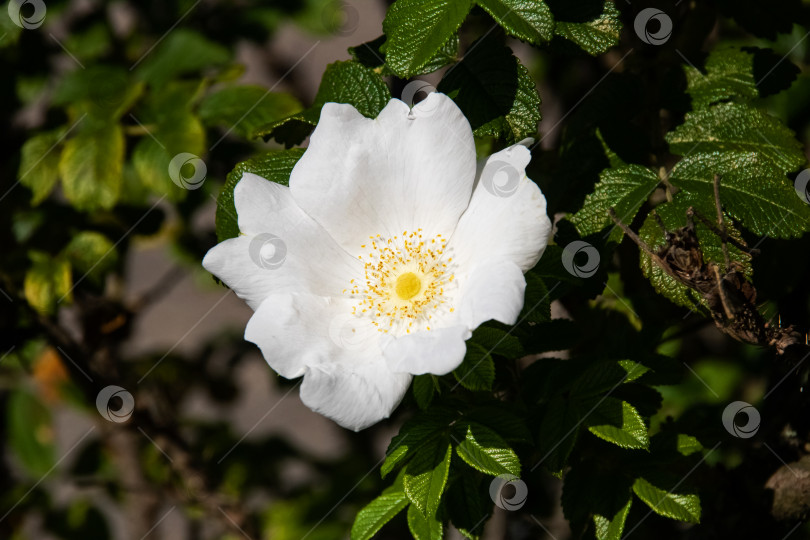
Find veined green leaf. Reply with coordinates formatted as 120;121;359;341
666;101;805;172
407;503;443;539
412;375;437;410
468;326;524;358
455;422;521;477
669;151;810;238
586;398;649;450
572;361;632;397
570;164;661;240
685;46;799;107
446;474;489;539
453;342;495;392
382;408;455;478
536;394;580;475
519;272;551;324
476;0;554;44
638;192;753;310
349;34;459;75
632;477;701;523
551;0;622;55
382;0;473;78
594;497;632;540
351;488;409;540
685;47;759;107
403;437;452;517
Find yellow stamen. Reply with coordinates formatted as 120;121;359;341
395;272;421;300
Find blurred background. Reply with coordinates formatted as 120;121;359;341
3;0;810;539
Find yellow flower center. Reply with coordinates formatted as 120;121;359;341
343;229;456;335
395;272;421;300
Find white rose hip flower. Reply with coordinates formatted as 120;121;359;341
203;93;552;431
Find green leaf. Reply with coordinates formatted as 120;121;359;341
453;342;495;391
666;102;805;172
254;61;390;146
403;438;452;517
416;34;461;75
669;151;810;238
7;389;56;477
570;165;661;240
594;498;632;540
382;0;473;78
586;398;649;450
519;272;551;324
638;192;754;309
476;0;554;44
572;361;633;397
617;360;650;382
446;474;489;539
350;34;459;75
132;111;206;201
383;408;454;478
676;434;703;456
53;65;143;119
438;34;541;143
135;29;230;86
59;123;125;211
349;35;388;68
469;326;524;358
632;477;701;523
685;47;759;108
62;232;117;283
24;252;72;314
199;86;301;138
216;150;305;242
312;61;391;117
351;490;409;540
456;422;521;477
536;395;580;475
407;503;443;539
467;404;533;443
413;375;437;410
551;0;622;55
19;130;63;205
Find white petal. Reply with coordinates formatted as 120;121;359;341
203;174;361;309
449;143;552;273
289;94;477;254
382;325;471;376
244;293;378;379
455;260;527;329
300;362;411;431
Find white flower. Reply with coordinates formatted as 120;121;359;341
203;93;552;431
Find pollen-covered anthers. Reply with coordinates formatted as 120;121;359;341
344;229;455;335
